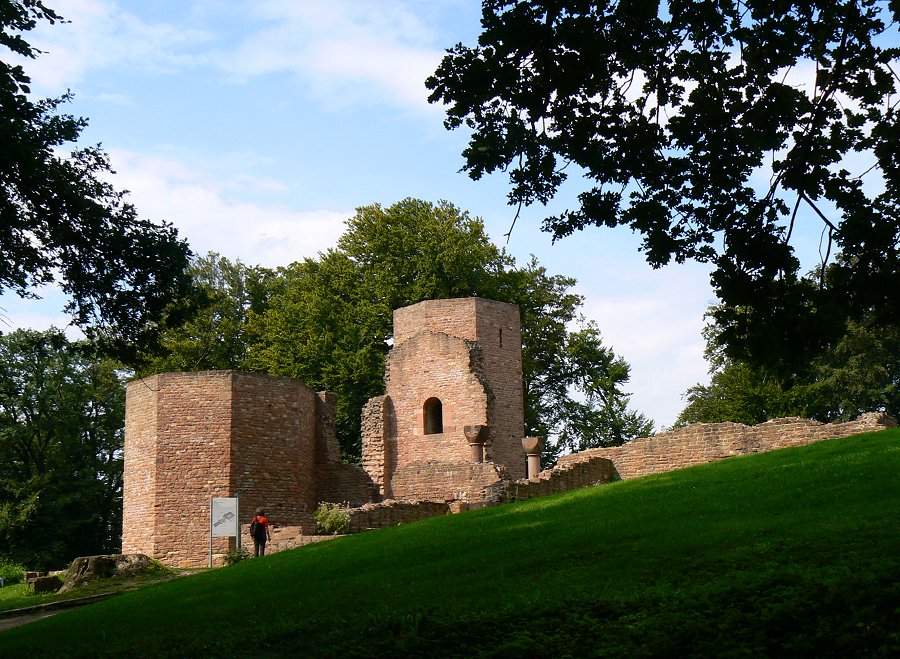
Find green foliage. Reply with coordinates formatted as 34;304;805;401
241;198;649;462
677;313;900;426
221;547;251;566
0;557;25;585
139;253;274;375
428;1;900;377
1;429;898;656
0;1;192;360
0;329;126;570
151;201;648;462
315;503;350;535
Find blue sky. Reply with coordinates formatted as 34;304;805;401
2;0;726;428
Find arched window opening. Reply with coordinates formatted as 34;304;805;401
423;397;443;435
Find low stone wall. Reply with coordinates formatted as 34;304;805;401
503;454;617;502
389;460;508;502
346;500;451;533
556;412;896;480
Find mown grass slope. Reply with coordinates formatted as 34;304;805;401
2;428;899;657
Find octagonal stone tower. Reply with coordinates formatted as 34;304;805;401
362;298;526;500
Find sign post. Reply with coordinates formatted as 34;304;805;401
210;497;240;567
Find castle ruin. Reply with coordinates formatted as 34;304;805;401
123;297;896;567
123;298;528;566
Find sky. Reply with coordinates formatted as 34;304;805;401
1;0;726;429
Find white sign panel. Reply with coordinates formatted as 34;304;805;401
210;497;239;538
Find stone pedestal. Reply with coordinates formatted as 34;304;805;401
521;436;544;479
464;424;490;463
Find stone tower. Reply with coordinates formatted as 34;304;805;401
122;371;371;568
362;298;526;500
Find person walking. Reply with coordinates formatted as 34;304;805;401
250;508;271;557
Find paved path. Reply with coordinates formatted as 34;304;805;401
0;609;60;631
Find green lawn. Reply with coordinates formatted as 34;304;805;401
2;428;899;657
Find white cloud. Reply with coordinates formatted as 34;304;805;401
215;0;446;111
106;149;350;268
18;0;212;93
578;263;715;428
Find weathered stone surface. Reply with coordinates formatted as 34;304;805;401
556;412;897;480
60;554;156;593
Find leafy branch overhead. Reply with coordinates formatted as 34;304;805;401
0;0;192;359
428;1;900;376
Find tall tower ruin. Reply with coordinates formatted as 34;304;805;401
361;298;526;499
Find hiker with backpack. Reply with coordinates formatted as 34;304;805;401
249;508;271;557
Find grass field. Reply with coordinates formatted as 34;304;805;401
1;428;898;657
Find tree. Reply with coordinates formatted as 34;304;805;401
245;198;650;462
506;258;651;460
1;1;191;359
139;253;274;374
676;315;900;426
0;329;125;569
428;1;900;375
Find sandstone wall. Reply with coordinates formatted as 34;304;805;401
124;371;329;568
152;371;235;567
231;372;318;529
360;395;392;498
122;376;159;556
346;500;451;533
390;460;507;502
503;455;617;502
373;298;526;500
386;332;490;467
556;412;896;479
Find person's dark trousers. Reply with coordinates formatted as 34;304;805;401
254;540;266;557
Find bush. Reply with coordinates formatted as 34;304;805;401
222;547;251;566
315;502;351;535
0;558;26;585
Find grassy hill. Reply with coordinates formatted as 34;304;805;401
2;428;899;657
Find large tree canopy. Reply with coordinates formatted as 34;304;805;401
0;329;125;569
428;1;900;376
147;200;651;462
1;1;191;358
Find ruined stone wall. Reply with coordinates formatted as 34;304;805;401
386;332;490;467
556;412;896;479
504;455;617;503
347;500;451;533
393;298;479;343
473;299;525;477
361;395;394;498
390;460;508;502
121;376;159;557
316;464;376;508
374;298;526;499
123;371;328;567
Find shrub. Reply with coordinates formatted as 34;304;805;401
222;547;251;566
315;502;351;535
0;558;26;585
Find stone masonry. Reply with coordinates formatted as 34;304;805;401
123;298;526;567
361;298;526;499
122;371;372;567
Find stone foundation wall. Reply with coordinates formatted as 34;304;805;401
346;500;451;533
390;460;508;502
504;455;617;502
556;412;896;479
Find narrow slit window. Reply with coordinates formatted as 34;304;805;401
423;397;443;435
